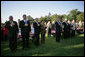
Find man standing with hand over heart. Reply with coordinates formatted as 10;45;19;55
19;14;31;50
5;16;18;51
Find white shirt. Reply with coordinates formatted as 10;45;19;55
71;22;76;30
31;25;34;34
10;21;14;27
24;19;28;24
19;29;21;35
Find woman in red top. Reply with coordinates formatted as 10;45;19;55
1;25;4;40
3;27;8;41
1;23;8;41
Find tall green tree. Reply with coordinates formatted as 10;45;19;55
68;9;82;22
27;15;33;20
27;15;34;23
51;14;58;21
76;12;84;22
61;14;67;21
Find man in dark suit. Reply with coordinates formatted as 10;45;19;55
19;14;31;49
62;19;69;38
55;18;62;42
67;20;72;38
33;18;41;46
5;16;18;51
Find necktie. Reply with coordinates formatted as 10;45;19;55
59;22;61;25
59;22;62;27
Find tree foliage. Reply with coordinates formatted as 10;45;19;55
76;12;84;22
67;9;83;22
27;15;34;24
27;9;84;23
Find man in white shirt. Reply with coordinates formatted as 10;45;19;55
71;19;76;37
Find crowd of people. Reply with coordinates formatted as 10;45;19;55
1;14;84;51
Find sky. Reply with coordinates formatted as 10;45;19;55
1;1;84;23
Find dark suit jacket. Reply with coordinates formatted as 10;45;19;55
19;20;31;36
62;22;69;31
68;24;72;31
55;21;62;32
33;22;41;35
5;21;18;38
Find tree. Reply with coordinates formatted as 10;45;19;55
39;16;49;22
48;12;52;21
61;14;67;21
48;12;51;17
27;15;34;24
67;14;73;21
51;14;58;21
38;9;84;23
27;15;33;20
67;9;82;22
76;12;84;22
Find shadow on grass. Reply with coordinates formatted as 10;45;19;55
1;34;84;56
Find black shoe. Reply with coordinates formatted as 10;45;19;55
56;40;60;42
22;48;24;50
11;49;16;52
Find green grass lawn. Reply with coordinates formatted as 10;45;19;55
1;34;84;56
